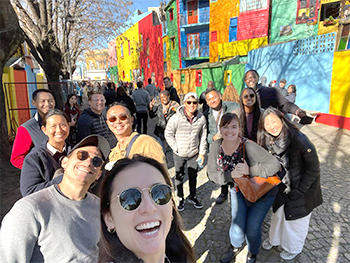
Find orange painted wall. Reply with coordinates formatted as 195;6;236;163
13;70;30;125
209;0;239;62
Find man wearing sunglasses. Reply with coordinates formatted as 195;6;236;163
106;103;166;168
0;135;110;263
204;87;240;205
165;92;207;211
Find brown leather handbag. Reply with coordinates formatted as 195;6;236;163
234;141;281;203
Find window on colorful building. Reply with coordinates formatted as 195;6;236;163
296;0;319;24
187;33;200;58
163;41;167;59
181;74;186;84
169;8;174;21
147;58;150;68
196;70;202;86
211;31;217;42
170;36;176;50
146;38;150;55
240;0;267;13
121;44;124;58
188;0;198;24
210;0;217;3
164;62;167;72
320;1;341;21
229;18;238;42
140;33;143;52
170;73;174;81
338;24;350;50
128;40;131;56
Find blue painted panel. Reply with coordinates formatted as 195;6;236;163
229;17;237;42
25;64;37;116
198;1;210;24
246;35;335;114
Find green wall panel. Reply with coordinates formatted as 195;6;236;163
270;0;318;44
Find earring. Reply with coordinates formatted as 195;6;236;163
107;227;116;234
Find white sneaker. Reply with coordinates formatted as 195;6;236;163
262;239;273;250
280;250;299;260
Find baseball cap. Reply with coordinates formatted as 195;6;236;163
280;79;287;83
184;92;198;101
70;135;110;160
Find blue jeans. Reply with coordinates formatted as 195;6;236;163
229;188;275;255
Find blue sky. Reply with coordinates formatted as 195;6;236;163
130;0;164;13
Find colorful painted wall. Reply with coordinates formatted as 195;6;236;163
247;33;337;115
138;12;164;88
108;39;118;67
318;0;344;35
270;0;319;44
179;0;210;68
194;63;245;95
165;0;181;70
237;1;270;41
209;0;239;62
116;23;140;82
329;50;350;118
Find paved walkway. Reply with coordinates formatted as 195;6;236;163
166;123;350;263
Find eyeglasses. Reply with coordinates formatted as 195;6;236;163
186;100;198;105
108;114;128;122
111;184;173;212
243;94;255;99
92;99;106;103
76;150;103;167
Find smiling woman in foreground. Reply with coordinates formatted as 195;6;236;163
99;155;196;263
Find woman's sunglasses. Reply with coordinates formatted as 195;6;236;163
76;150;103;168
243;94;255;99
186;100;198;105
108;114;128;122
112;184;173;212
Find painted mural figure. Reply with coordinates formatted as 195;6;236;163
165;92;207;212
258;107;323;261
204;87;240;205
11;89;56;169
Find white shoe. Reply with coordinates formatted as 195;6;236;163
280;250;299;260
262;239;273;250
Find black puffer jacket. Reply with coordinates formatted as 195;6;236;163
268;130;323;220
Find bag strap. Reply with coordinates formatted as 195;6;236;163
125;133;141;157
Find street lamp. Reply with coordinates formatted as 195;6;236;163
64;13;74;79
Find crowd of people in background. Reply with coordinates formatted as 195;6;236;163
1;71;322;263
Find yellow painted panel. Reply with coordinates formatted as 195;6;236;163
209;0;239;62
2;71;12;136
317;21;339;35
3;67;19;135
329;51;350;118
36;74;44;89
116;23;140;82
218;37;268;59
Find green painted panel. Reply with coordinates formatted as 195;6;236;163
167;0;180;70
195;64;245;96
270;0;319;44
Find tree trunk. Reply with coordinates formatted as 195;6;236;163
0;0;25;159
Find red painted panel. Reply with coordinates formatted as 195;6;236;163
138;12;164;89
237;8;269;41
13;69;30;125
315;113;350;130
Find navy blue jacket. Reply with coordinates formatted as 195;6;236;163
20;142;64;196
